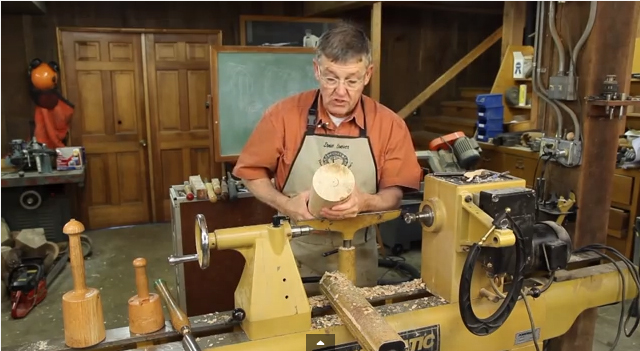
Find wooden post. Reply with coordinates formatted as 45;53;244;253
501;1;526;60
543;2;640;351
370;2;382;101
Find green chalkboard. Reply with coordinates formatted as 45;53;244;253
213;48;318;161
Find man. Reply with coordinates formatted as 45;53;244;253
233;23;422;295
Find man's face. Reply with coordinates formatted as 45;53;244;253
313;55;373;118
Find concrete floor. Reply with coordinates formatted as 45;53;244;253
1;223;638;350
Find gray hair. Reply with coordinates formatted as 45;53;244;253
315;22;372;66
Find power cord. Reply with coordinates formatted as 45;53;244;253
484;215;638;351
573;244;640;343
521;289;541;351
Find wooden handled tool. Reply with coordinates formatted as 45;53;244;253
184;183;194;201
308;163;355;218
205;182;217;203
154;279;201;351
128;258;165;335
61;219;106;348
212;178;221;195
220;177;229;200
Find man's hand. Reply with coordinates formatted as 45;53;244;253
320;185;369;220
282;191;315;222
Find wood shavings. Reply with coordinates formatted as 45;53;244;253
311;314;343;329
35;341;49;350
377;296;448;317
308;275;429;309
190;312;231;325
310;295;448;330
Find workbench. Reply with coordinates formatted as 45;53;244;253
1;168;85;188
1;167;87;292
475;141;640;261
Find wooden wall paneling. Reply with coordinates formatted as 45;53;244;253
370;7;502;122
369;2;382;101
144;31;223;222
1;15;33;155
57;30;152;229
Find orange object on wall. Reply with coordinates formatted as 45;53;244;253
34;100;74;149
28;58;75;148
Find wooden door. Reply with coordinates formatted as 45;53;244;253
59;31;152;229
144;33;222;222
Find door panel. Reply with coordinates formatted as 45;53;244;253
145;33;222;222
59;31;151;229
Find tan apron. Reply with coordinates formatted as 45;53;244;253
280;90;379;296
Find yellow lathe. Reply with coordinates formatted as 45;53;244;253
158;171;638;351
18;171;636;351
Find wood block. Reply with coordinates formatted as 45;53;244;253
308;163;355;218
16;228;46;249
189;175;207;200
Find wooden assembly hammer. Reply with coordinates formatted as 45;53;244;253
154;279;201;351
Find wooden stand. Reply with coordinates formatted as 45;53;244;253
61;219;106;348
128;258;165;335
308;163;355;218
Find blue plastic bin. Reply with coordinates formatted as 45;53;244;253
475;93;503;109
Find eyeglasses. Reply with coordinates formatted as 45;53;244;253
317;68;366;90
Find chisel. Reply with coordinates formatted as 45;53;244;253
154;279;201;351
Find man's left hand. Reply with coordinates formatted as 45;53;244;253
320;186;369;220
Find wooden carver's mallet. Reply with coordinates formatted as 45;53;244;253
128;258;165;334
61;219;106;348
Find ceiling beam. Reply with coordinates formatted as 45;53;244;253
303;1;373;17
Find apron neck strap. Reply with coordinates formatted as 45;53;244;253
306;90;367;137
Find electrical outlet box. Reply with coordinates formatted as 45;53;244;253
548;76;569;100
548;75;578;101
539;137;582;167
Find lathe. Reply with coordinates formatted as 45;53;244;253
160;170;639;351
13;171;639;351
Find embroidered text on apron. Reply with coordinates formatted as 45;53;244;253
280;90;379;295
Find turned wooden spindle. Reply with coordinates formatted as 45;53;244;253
62;219;106;348
128;257;165;334
308;163;356;218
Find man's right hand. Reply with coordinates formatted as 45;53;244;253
282;191;315;222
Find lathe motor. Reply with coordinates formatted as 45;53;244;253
475;186;572;277
408;172;574;336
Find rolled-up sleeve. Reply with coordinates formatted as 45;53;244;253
232;106;283;180
378;120;423;191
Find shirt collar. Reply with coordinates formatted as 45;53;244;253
317;94;366;130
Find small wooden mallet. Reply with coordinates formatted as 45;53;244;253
61;219;106;348
128;257;165;334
